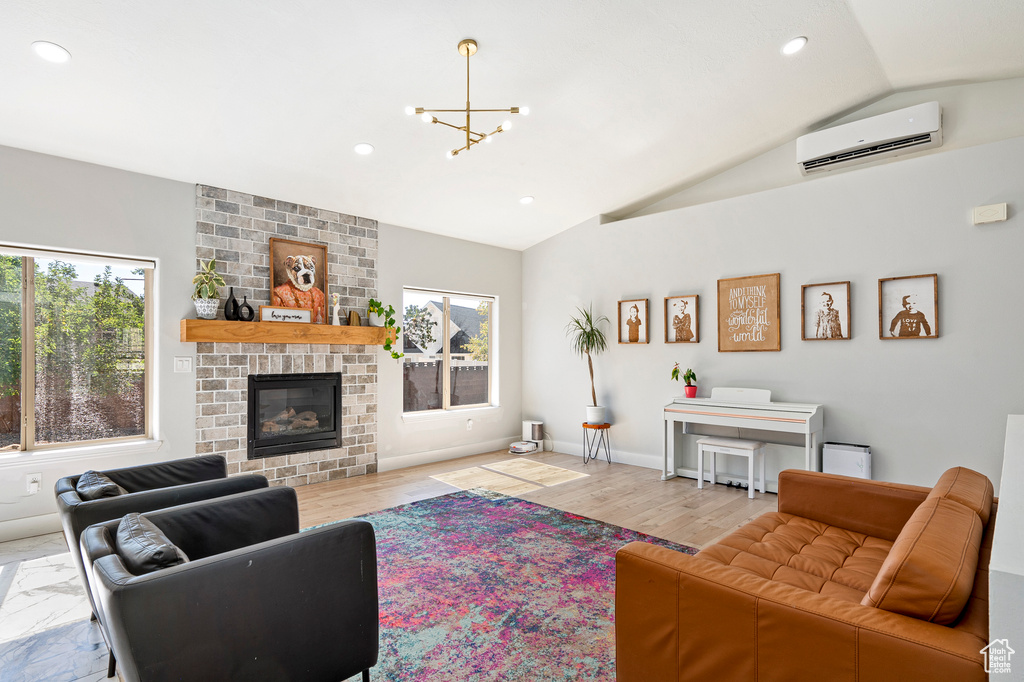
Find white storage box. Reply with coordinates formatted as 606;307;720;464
822;442;871;479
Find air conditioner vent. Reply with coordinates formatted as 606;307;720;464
802;133;935;172
796;102;942;175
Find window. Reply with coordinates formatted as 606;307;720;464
0;247;152;451
402;288;494;412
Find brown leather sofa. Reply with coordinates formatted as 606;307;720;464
616;467;995;682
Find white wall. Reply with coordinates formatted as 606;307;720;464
629;78;1024;219
376;223;523;469
0;145;197;540
990;415;1024;658
523;135;1024;492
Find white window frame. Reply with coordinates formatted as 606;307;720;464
1;245;154;452
401;287;497;415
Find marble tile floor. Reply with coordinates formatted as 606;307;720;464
0;532;109;682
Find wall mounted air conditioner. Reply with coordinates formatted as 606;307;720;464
796;101;942;175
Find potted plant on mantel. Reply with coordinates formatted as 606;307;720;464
192;258;226;320
367;299;403;359
566;305;609;424
671;363;698;398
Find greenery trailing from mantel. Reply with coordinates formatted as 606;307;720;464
368;299;403;359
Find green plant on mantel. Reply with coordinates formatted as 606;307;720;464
192;258;225;300
368;299;403;359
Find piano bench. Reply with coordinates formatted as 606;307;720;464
696;436;766;499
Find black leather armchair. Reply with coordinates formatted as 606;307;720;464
80;486;379;682
56;454;268;622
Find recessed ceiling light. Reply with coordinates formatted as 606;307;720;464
32;41;71;63
781;36;807;56
519;196;534;205
353;143;374;155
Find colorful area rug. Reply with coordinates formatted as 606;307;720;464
345;489;696;681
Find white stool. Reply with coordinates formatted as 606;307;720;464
695;437;766;499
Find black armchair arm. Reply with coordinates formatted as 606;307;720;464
92;517;378;682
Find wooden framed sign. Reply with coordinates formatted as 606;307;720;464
717;273;781;352
260;305;312;323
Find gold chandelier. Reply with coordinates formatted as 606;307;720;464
407;39;528;158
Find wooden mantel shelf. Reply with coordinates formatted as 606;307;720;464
180;319;393;345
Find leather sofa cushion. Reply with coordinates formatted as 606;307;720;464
927;466;994;525
696;512;892;602
116;512;189;575
861;496;982;625
76;471;128;501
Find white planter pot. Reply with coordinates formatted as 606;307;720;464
368;311;384;327
193;297;218;320
585;405;606;425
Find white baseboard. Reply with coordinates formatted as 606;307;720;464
377;436;519;472
0;513;61;543
549;439;663;470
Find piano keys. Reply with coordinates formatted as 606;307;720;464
663;387;823;482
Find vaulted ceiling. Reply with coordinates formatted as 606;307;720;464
3;1;1023;249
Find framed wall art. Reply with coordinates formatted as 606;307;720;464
664;295;699;343
717;273;780;352
618;299;649;344
269;237;328;324
801;281;850;341
879;273;938;339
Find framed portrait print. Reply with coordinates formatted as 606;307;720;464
618;299;649;344
269;237;329;324
801;282;850;341
879;274;938;339
717;273;781;352
665;295;699;343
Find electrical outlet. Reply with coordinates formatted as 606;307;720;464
26;473;42;495
466;419;473;431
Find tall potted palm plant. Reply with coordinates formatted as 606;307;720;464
566;305;609;424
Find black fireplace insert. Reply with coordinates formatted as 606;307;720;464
247;373;342;459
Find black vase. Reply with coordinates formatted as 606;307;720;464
237;296;255;322
224;287;239;321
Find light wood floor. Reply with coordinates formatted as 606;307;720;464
296;449;777;549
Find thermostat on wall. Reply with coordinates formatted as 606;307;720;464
973;203;1007;225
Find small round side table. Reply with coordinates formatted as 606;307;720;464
582;422;611;464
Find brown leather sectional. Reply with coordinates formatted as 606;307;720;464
616;467;995;681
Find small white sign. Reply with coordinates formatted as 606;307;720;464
260;306;312;323
973;203;1008;225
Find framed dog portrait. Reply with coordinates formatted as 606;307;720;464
879;274;938;340
618;299;649;344
801;282;850;341
269;238;329;324
664;295;699;343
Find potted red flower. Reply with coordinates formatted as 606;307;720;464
671;363;698;398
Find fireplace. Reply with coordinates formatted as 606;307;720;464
247;373;343;459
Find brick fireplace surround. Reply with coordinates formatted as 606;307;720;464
193;185;378;486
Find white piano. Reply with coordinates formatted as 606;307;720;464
663;387;823;482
